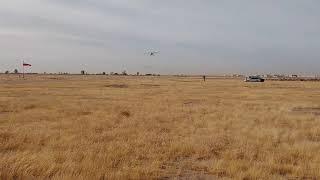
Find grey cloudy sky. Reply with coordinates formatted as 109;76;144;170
0;0;319;74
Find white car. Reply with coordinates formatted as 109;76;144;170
244;76;265;82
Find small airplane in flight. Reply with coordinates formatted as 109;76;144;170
145;50;160;56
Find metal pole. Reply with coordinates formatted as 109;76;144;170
22;60;24;78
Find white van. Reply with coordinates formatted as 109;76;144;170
244;76;265;82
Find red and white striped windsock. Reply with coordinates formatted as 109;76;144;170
23;62;32;66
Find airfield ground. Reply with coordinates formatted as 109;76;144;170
0;75;319;179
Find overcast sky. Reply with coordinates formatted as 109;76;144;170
0;0;319;75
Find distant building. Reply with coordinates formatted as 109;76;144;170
266;74;274;78
232;74;244;78
122;71;127;76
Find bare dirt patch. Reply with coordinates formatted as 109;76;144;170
78;111;92;116
291;107;320;116
140;84;160;87
0;132;13;142
0;105;13;114
24;105;37;110
104;84;129;88
120;111;131;118
183;99;203;105
49;77;65;80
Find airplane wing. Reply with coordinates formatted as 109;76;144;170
144;51;159;55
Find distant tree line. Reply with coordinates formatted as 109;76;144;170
0;69;160;76
2;69;19;74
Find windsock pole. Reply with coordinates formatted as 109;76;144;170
22;61;25;78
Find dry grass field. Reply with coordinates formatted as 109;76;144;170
0;74;320;179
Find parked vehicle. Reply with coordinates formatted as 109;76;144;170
244;76;265;82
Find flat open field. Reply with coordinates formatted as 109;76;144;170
0;75;320;179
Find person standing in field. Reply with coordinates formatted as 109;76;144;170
203;75;206;82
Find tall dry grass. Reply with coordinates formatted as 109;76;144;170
0;75;320;179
